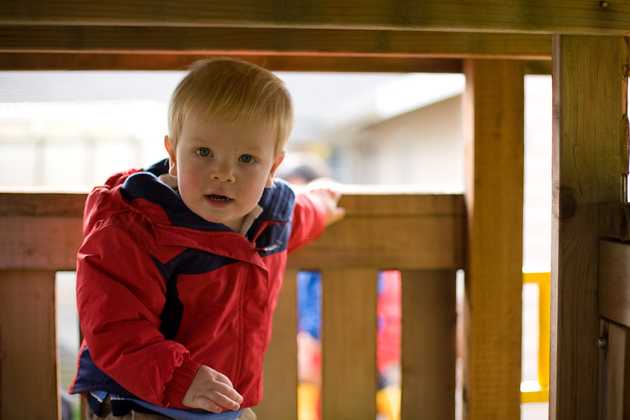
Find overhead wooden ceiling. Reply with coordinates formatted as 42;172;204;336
4;0;626;72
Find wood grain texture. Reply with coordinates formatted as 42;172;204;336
1;0;630;34
289;194;465;270
0;216;83;270
599;203;630;242
0;192;86;216
603;322;630;420
321;269;377;420
401;270;455;420
0;52;463;72
0;192;464;270
551;35;629;420
0;270;58;420
599;241;630;329
255;268;298;420
463;59;524;420
0;25;551;59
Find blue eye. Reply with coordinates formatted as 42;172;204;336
239;154;255;164
195;147;210;157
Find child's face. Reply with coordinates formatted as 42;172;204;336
165;114;284;231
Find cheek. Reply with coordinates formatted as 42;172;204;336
177;160;205;193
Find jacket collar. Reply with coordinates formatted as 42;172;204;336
120;158;295;238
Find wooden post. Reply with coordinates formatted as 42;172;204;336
401;270;455;420
463;59;524;420
321;269;377;420
551;35;628;420
0;270;59;420
255;269;298;420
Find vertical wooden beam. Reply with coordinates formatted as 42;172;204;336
551;35;628;420
401;270;455;420
321;269;377;420
0;270;58;420
603;322;630;420
255;268;298;420
463;59;524;420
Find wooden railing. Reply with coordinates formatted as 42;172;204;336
0;191;465;420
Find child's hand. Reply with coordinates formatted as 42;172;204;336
182;365;243;413
305;179;345;227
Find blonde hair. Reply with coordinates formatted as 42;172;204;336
168;58;293;154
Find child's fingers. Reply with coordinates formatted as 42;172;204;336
209;391;242;411
213;371;234;387
193;396;224;413
211;381;244;405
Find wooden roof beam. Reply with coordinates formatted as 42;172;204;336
0;26;551;59
1;0;629;35
0;52;465;72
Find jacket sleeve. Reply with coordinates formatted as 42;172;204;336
288;192;328;253
76;222;200;408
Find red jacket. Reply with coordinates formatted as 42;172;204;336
69;159;326;409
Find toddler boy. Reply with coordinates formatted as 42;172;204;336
69;58;344;419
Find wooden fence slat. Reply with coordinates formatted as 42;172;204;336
401;270;455;420
322;269;377;420
463;59;524;419
255;269;298;420
0;270;58;420
551;35;629;420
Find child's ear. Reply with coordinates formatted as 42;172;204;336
164;135;177;176
266;152;285;187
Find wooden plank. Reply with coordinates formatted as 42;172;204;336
289;212;464;270
255;268;298;420
0;270;58;420
321;269;377;420
290;194;465;270
0;52;463;72
401;270;455;420
0;217;83;270
463;59;524;419
1;0;630;34
0;192;465;270
0;192;86;216
603;322;630;420
0;25;551;59
599;241;630;328
551;35;629;420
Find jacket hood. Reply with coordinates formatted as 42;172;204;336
82;158;295;240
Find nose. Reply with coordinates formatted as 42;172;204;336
210;160;235;183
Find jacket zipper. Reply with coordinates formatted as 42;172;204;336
234;266;248;384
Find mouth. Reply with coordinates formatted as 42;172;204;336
205;194;234;202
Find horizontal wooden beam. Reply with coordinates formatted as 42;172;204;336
599;240;630;329
289;194;465;270
0;26;551;59
0;192;465;271
1;1;629;34
0;52;550;74
0;52;464;72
